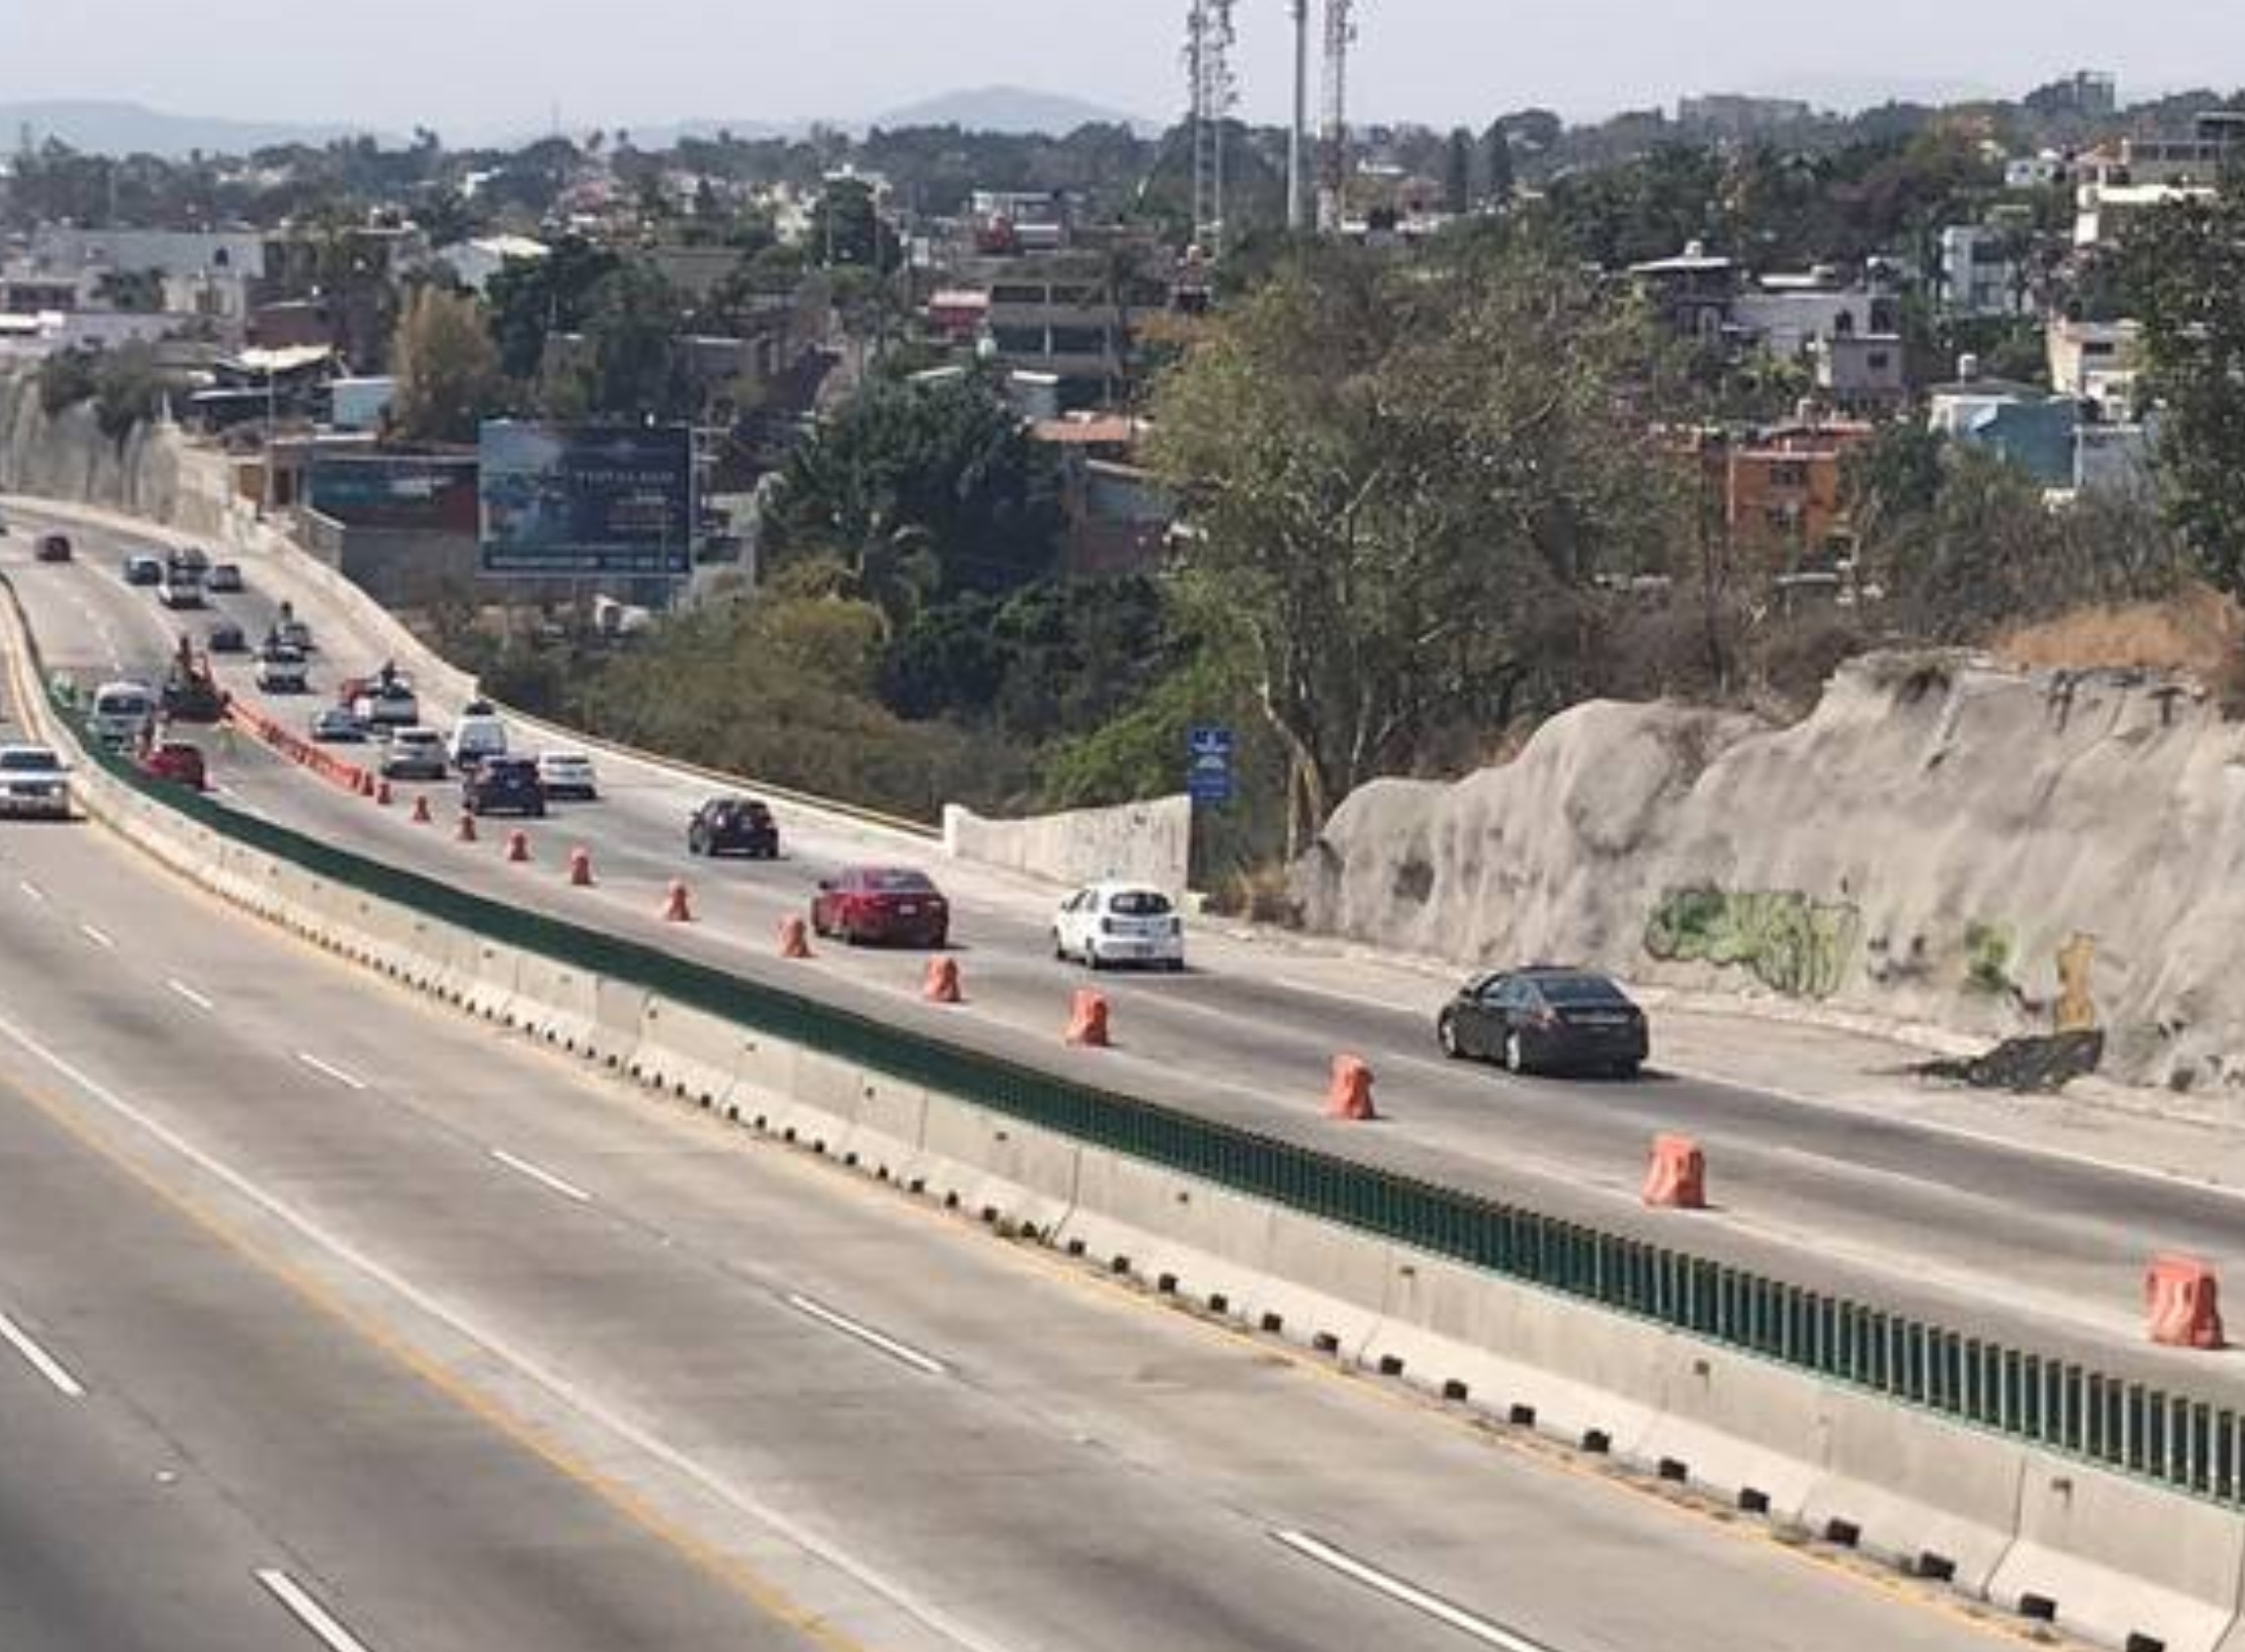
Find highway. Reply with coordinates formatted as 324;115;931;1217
7;499;2242;1387
0;680;2015;1651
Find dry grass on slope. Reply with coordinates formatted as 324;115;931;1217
1996;582;2245;708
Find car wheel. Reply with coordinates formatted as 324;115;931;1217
1052;929;1067;961
531;802;546;818
1438;1012;1462;1060
1503;1031;1526;1074
1163;958;1185;975
1612;1060;1642;1081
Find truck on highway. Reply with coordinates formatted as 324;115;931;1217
345;662;418;730
158;547;209;610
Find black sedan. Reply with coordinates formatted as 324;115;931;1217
1437;967;1649;1078
688;796;779;859
463;755;547;817
207;620;247;654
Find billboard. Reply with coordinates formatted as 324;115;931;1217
309;454;480;532
477;421;693;577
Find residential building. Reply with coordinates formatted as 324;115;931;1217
1811;332;1908;412
27;227;267;285
2074;413;2158;495
2045;317;2143;405
969;190;1076;254
2005;153;2071;191
1032;414;1172;577
429;235;547;296
925;289;991;346
1730;271;1901;359
2077;111;2245;190
1936;225;2027;316
1628;242;1739;341
1704;420;1874;566
959;246;1163;407
2074;181;2213;249
1928;375;2079;490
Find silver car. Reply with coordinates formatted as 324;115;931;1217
0;745;71;820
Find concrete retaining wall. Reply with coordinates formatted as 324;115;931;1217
943;792;1192;894
5;581;2237;1652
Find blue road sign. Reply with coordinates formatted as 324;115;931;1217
1187;724;1234;806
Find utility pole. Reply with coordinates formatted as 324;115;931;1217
1288;0;1311;233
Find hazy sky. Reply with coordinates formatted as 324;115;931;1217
4;0;2242;135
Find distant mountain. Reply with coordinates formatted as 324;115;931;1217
0;99;395;157
870;85;1152;135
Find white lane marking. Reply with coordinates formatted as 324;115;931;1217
294;1052;368;1091
254;1568;378;1652
18;879;44;903
1271;1530;1555;1651
489;1148;592;1205
167;979;216;1012
785;1292;948;1377
0;1009;1017;1652
0;1309;87;1399
78;924;115;950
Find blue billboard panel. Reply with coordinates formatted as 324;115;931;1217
1186;724;1234;806
478;421;692;577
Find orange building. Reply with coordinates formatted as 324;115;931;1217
1702;421;1874;568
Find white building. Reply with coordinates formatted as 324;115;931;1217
1730;272;1900;360
429;235;549;296
1937;225;2027;316
2074;182;2213;249
2046;317;2143;406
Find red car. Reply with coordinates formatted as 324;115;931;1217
810;866;949;948
138;739;208;792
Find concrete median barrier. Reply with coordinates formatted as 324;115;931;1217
628;1000;750;1109
2004;1458;2245;1652
1801;1388;2026;1594
915;1099;1080;1236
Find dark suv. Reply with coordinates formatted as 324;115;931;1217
462;755;546;817
687;796;779;859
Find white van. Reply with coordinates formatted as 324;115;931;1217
448;712;508;773
88;681;156;748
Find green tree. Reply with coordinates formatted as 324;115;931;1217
1149;236;1684;852
2128;176;2245;592
576;262;690;417
810;177;901;271
1480;121;1515;205
484;236;620;381
763;373;1064;603
1442;128;1474;216
389;284;503;442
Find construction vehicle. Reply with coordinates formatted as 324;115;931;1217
160;633;228;723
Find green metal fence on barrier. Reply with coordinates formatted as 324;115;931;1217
52;686;2245;1508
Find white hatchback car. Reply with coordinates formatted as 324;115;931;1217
1053;881;1186;972
536;750;599;800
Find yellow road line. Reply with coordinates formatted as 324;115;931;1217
0;1062;872;1652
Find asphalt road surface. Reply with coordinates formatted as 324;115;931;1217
7;500;2241;1396
0;739;2019;1652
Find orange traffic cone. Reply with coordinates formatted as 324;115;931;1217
504;829;530;863
778;915;812;958
567;847;594;887
1325;1056;1377;1122
456;809;478;843
411;793;433;824
924;955;963;1003
375;779;393;807
1066;990;1110;1048
663;880;694;922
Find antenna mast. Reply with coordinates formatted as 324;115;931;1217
1317;0;1358;234
1185;0;1238;257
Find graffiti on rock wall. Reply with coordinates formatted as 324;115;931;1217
1644;886;1862;999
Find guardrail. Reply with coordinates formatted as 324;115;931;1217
26;638;2245;1513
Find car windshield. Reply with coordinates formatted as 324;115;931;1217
865;869;935;893
0;750;58;772
1106;890;1172;918
1534;974;1631;1007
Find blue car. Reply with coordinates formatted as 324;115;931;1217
462;755;546;817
